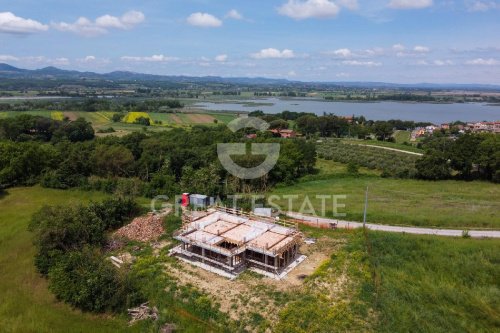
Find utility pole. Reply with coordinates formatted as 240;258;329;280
363;186;368;228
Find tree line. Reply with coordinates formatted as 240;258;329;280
0;114;316;195
416;134;499;182
0;98;183;113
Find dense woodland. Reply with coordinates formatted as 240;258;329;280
0;114;316;195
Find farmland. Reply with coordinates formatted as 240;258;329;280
317;139;419;177
0;110;239;135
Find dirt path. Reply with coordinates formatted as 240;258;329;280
359;144;423;156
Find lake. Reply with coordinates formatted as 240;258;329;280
193;98;500;123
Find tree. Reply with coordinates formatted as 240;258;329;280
93;144;134;177
372;121;394;141
134;116;150;126
48;247;142;312
450;134;483;180
269;119;289;130
416;152;451;180
56;118;95;142
296;115;319;136
112;113;123;122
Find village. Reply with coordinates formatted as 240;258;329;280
411;120;500;140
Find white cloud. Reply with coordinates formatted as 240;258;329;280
342;60;382;66
414;45;430;53
396;45;430;57
336;72;350;78
433;59;453;66
278;0;341;19
465;58;499;65
226;9;243;20
251;48;295;59
337;0;359;10
332;48;353;58
466;1;500;12
52;11;144;37
0;12;48;34
215;54;228;62
287;70;297;77
121;54;179;62
0;54;20;62
388;0;433;9
82;55;96;62
53;57;70;66
392;44;406;51
186;12;222;28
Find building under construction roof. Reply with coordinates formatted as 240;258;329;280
171;208;303;279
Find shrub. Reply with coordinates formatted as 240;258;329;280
48;247;143;312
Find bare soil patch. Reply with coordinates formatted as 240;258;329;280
63;111;78;121
186;114;215;124
163;234;347;329
169;114;184;124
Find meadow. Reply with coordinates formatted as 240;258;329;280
271;160;500;229
366;231;500;332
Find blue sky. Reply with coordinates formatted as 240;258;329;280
1;0;499;83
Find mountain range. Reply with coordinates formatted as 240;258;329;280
1;63;499;90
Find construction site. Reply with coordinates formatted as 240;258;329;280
170;208;305;279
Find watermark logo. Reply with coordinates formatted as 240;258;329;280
217;117;280;179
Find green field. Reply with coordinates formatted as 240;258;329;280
393;130;411;144
367;231;500;332
0;187;144;333
341;138;423;154
271;160;500;228
275;226;500;332
1;186;499;332
0;110;238;133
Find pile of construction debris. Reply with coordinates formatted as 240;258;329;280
114;213;164;242
128;302;158;325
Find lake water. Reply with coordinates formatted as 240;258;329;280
194;98;500;123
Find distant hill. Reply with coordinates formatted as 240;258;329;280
0;63;499;90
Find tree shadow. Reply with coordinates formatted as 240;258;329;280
0;189;8;201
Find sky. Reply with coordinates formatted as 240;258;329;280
1;0;500;84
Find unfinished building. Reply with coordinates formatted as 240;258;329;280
171;209;304;279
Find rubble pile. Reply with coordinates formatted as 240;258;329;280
127;302;158;325
114;213;164;242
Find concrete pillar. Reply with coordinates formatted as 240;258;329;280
202;248;205;263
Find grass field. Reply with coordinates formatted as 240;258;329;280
0;187;145;333
366;231;500;332
341;138;423;154
393;130;411;144
271;160;500;228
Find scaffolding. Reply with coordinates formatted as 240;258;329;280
172;208;303;278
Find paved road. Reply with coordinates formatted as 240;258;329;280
286;212;500;238
360;144;424;156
